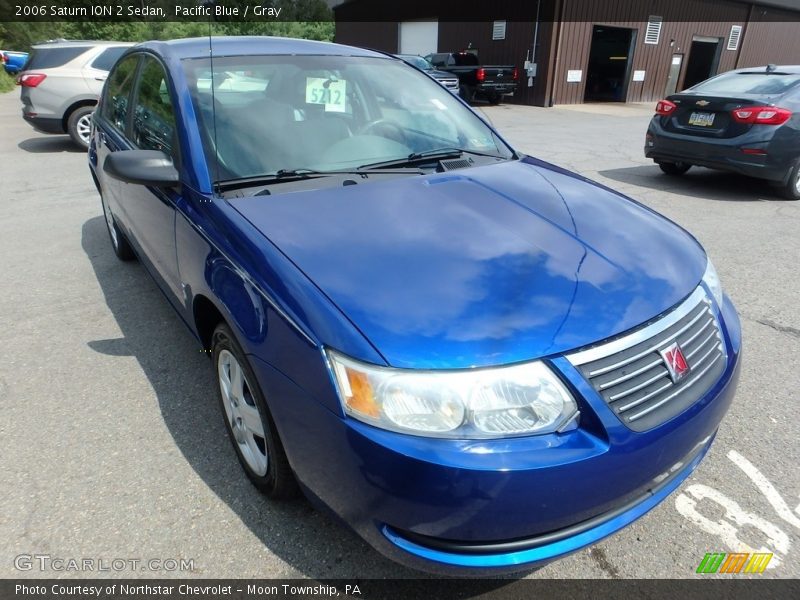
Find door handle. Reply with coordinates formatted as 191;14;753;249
95;76;107;81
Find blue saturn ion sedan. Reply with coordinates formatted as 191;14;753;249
88;37;741;575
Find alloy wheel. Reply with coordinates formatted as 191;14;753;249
76;113;92;146
217;349;268;476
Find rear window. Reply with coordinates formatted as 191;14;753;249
25;46;91;70
91;47;127;72
692;72;800;95
452;53;479;67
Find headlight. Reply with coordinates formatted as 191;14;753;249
327;350;579;439
702;258;724;306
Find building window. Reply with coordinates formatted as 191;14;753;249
727;25;743;50
644;16;663;45
492;20;507;41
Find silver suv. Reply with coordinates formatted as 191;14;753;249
18;40;133;149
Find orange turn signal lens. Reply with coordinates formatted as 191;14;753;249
334;362;380;418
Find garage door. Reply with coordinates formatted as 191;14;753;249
399;20;439;56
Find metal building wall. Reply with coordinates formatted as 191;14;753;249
335;1;556;106
334;21;398;53
549;0;750;105
333;0;800;107
737;6;800;66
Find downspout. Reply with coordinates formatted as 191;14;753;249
533;0;541;66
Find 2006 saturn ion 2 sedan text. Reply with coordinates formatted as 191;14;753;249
89;37;741;575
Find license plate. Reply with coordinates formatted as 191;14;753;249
688;111;715;127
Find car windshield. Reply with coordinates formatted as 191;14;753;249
183;54;513;183
400;55;432;71
690;71;800;95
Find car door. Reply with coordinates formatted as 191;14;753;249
119;54;184;304
92;52;140;242
83;46;129;94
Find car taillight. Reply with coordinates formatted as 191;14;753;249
731;106;792;125
512;66;519;81
655;99;677;116
18;73;47;87
740;148;768;155
476;68;485;82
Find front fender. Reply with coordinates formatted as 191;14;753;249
174;190;379;416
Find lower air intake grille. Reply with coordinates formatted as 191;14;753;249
567;287;727;432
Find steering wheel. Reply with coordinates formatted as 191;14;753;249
357;119;407;144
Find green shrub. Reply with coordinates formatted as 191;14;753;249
0;70;17;94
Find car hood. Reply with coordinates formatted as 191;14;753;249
230;159;706;369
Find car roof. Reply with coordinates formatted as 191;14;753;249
32;40;133;49
734;65;800;74
134;36;388;61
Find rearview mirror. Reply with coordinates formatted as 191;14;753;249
103;150;179;187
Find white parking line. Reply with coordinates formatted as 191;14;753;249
674;449;800;570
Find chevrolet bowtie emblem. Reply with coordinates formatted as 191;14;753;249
696;100;710;107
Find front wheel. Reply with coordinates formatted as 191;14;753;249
213;323;298;499
658;161;691;176
67;105;94;150
778;160;800;200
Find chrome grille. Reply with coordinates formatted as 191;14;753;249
567;287;727;432
440;78;460;92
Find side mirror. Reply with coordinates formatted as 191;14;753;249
103;150;179;187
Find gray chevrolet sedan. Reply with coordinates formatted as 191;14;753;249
645;65;800;200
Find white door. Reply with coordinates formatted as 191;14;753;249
399;20;439;56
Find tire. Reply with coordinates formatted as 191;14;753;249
658;161;691;176
212;323;298;499
778;160;800;200
67;105;95;150
100;192;135;261
487;92;502;105
459;84;475;104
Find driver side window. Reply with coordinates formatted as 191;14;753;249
131;56;178;161
101;54;139;135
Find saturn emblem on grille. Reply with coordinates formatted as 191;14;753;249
696;100;710;107
660;342;691;383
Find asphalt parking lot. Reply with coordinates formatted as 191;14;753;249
1;89;798;583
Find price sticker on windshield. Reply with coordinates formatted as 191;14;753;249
306;78;347;113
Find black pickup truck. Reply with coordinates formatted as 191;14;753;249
425;51;517;104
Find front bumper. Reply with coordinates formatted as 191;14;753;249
254;293;741;575
381;433;714;571
645;116;794;184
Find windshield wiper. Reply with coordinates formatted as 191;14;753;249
359;147;508;170
217;167;424;191
411;147;506;160
274;168;329;179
